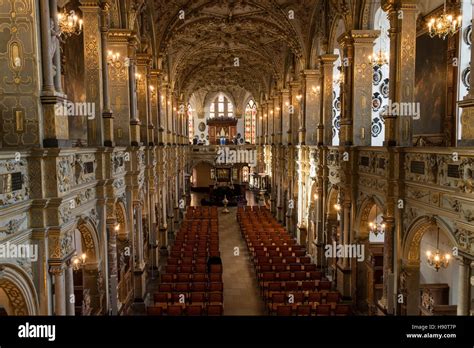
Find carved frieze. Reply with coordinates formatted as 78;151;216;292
57;156;74;194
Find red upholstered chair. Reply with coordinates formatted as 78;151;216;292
175;283;190;294
158;284;173;293
296;305;312;316
278;272;291;282
301;281;317;293
303;264;317;272
167;305;184;316
284;281;298;292
176;273;191;283
276;305;293;316
316;304;331;316
209;282;223;292
165;265;178;274
334;304;351;316
207;304;223;316
209;273;222;282
293;271;306;281
180;265;193;274
154;293;169;308
210;264;223;273
147;306;163;316
289;264;302;272
186;305;203;316
193;273;207;283
195;264;207;273
191;282;207;292
191;292;206;307
268;293;285;314
208;292;223;305
161;273;174;283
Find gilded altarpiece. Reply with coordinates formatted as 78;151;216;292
0;0;40;147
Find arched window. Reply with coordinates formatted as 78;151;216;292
209;94;233;118
371;8;390;146
458;1;472;141
242;166;249;183
245;99;257;144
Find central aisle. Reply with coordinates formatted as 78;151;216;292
219;207;265;315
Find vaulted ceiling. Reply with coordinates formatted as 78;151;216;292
149;0;325;102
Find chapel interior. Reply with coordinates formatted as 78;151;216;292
0;0;473;317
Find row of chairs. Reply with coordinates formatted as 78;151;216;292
149;207;223;316
158;281;223;294
147;304;223;316
272;304;351;316
237;206;347;316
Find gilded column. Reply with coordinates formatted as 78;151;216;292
149;70;160;145
382;0;417;146
319;54;339;146
49;0;63;94
136;53;152;145
128;34;141;146
39;0;69;147
337;32;354;146
302;69;321;145
289;82;301;146
80;0;106;146
280;89;290;145
106;223;118;315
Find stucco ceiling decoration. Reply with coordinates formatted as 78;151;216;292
151;0;322;100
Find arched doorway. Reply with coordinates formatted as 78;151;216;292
354;196;385;314
73;217;102;315
401;217;459;315
0;264;39;316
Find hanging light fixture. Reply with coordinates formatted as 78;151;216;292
369;26;389;67
57;8;83;39
426;227;451;271
71;253;87;271
427;0;462;40
368;205;386;236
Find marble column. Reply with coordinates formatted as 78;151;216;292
382;0;417;146
281;89;290;145
65;261;75;316
99;1;114;146
39;0;69;147
348;30;378;146
136;53;152;145
106;223;118;315
49;0;63;94
457;257;471;315
50;265;66;316
80;0;107;146
302;69;321;145
289;82;300;145
128;35;141;146
319;54;338;146
149;70;160;145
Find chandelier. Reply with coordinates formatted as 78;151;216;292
427;1;462;40
57;9;83;39
368;205;386;236
369;26;389;66
71;253;87;271
426;227;451;271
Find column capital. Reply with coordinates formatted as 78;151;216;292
49;264;65;276
319;54;339;64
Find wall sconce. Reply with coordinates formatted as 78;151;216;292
107;50;121;65
114;224;120;232
149;85;156;98
311;85;321;96
296;95;303;103
334;203;341;211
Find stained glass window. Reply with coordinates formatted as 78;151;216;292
245;99;257;144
